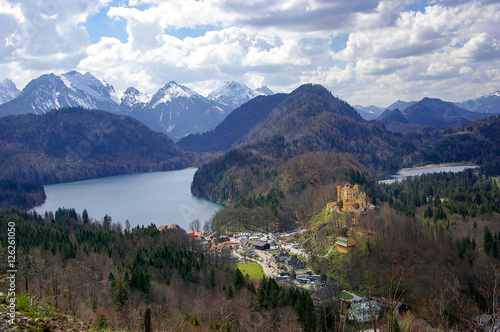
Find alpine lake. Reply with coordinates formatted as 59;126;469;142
31;164;478;230
31;168;223;230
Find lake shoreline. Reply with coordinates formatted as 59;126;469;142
379;164;479;185
400;162;478;171
30;168;222;230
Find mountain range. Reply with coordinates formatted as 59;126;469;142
0;71;272;141
354;92;500;120
190;84;407;204
376;97;495;133
455;91;500;114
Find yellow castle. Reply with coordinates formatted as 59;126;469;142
336;183;367;212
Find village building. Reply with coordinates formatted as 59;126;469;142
335;236;356;253
248;240;270;250
274;252;290;270
187;231;202;239
209;242;237;263
236;241;256;257
273;252;307;278
348;300;381;323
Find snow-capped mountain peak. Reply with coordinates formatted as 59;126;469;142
207;81;265;110
121;87;151;107
0;71;121;115
150;81;202;108
0;78;20;104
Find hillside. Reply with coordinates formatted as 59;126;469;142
416;115;500;173
200;151;381;232
0;180;46;210
186;84;407;174
0;208;308;331
191;85;409;209
0;107;193;184
177;93;288;152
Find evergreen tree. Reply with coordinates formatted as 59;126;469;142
484;227;493;254
82;209;89;224
227;285;234;298
424;206;433;219
112;277;129;312
209;267;216;289
103;214;112;231
232;268;245;292
434;205;446;221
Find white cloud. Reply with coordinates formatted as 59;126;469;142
0;0;109;87
1;0;500;107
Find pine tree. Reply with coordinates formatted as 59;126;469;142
232;268;245;292
82;209;89;224
484;227;493;254
434;205;446;221
424;206;433;219
112;277;129;312
209;267;216;289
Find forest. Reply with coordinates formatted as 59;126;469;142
0;208;319;331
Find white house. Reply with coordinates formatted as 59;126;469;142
348;300;381;323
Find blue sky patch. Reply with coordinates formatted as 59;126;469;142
82;6;128;43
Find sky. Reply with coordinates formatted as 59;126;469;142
0;0;499;107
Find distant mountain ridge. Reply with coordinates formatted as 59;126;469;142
376;97;496;133
386;100;417;111
177;93;288;152
122;81;229;141
0;71;270;140
353;104;384;120
456;91;500;114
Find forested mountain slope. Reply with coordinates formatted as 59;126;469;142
412;115;500;174
191;84;409;201
177;93;288;152
181;84;406;172
0;108;193;184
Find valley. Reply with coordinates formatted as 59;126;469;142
0;79;499;332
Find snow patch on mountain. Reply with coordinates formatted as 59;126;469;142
121;87;151;107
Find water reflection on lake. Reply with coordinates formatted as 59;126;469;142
31;168;223;230
378;165;479;185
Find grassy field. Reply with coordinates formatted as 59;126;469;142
237;263;265;281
